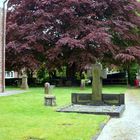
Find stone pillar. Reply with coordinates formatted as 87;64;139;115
44;82;51;94
80;79;85;90
20;75;29;89
44;82;56;106
0;8;5;93
92;63;102;102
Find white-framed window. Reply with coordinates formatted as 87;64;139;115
5;71;14;79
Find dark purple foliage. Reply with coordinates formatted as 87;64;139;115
6;0;140;71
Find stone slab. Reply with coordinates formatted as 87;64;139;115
57;104;125;117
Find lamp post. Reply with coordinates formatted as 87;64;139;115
0;0;8;92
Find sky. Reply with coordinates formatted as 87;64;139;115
0;0;8;8
0;0;4;7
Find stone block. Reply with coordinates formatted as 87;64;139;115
71;93;125;106
20;76;28;89
57;104;125;117
44;95;56;106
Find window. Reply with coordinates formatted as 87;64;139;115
5;71;14;79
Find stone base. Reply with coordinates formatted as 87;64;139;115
72;93;125;106
57;104;125;117
88;101;106;106
44;95;56;106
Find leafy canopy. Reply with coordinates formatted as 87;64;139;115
6;0;140;71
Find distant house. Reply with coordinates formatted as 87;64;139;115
5;71;18;79
5;71;37;79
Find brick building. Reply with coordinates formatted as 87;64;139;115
0;8;4;92
0;1;7;92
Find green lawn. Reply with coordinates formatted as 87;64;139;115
103;85;127;94
0;86;126;140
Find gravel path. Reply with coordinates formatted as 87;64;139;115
97;89;140;140
0;90;26;96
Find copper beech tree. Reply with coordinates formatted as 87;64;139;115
6;0;140;90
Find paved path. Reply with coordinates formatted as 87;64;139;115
97;89;140;140
0;90;26;96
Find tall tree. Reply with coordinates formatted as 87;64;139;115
6;0;140;69
6;0;140;99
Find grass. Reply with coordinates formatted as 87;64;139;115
0;86;127;140
102;85;127;94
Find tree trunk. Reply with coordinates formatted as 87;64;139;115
17;71;21;87
66;64;76;80
126;68;131;87
49;71;56;79
27;70;33;79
